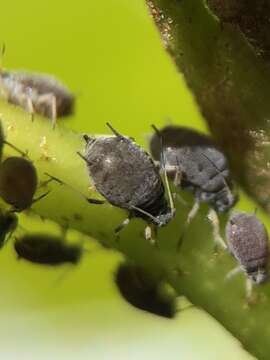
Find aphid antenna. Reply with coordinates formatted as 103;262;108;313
8;190;50;213
0;43;5;73
32;190;51;205
77;151;89;164
131;205;161;224
3;139;28;158
44;172;105;205
106;122;125;139
151;124;175;217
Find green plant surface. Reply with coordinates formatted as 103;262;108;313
0;0;264;359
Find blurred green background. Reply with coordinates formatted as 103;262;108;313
0;0;256;359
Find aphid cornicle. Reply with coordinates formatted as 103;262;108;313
149;125;238;248
226;211;269;300
0;156;48;211
0;57;74;128
78;123;175;243
115;262;176;318
14;234;82;265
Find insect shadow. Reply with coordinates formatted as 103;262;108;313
115;262;177;318
14;233;83;266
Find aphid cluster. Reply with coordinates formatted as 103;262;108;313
79;123;270;302
0;48;268;305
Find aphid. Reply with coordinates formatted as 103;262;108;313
0;156;48;211
115;262;176;318
226;211;269;300
78;123;175;244
0;211;18;248
0;47;74;128
149;125;238;247
14;234;82;265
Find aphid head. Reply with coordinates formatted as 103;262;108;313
248;268;268;285
83;134;96;147
211;186;239;213
154;209;175;227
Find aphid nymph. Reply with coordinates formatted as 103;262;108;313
0;156;48;211
149;125;238;248
115;262;176;318
226;211;269;300
14;234;82;265
78;123;175;244
0;47;74;128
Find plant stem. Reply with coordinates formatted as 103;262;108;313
1;99;269;358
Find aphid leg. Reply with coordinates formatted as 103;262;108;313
32;190;51;205
115;217;131;234
186;198;200;225
207;208;227;250
245;278;254;304
173;167;182;188
3;226;16;247
25;96;35;120
224;266;242;281
176;198;200;252
43;172;105;205
36;93;57;129
144;223;157;245
87;198;106;204
4;140;28;157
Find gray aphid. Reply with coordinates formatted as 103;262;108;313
150;125;237;213
0;70;74;128
226;211;269;285
79;123;175;242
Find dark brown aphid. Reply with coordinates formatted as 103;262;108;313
14;234;82;265
0;156;47;211
115;262;176;318
0;70;74;128
79;123;175;243
0;211;17;248
226;211;269;299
